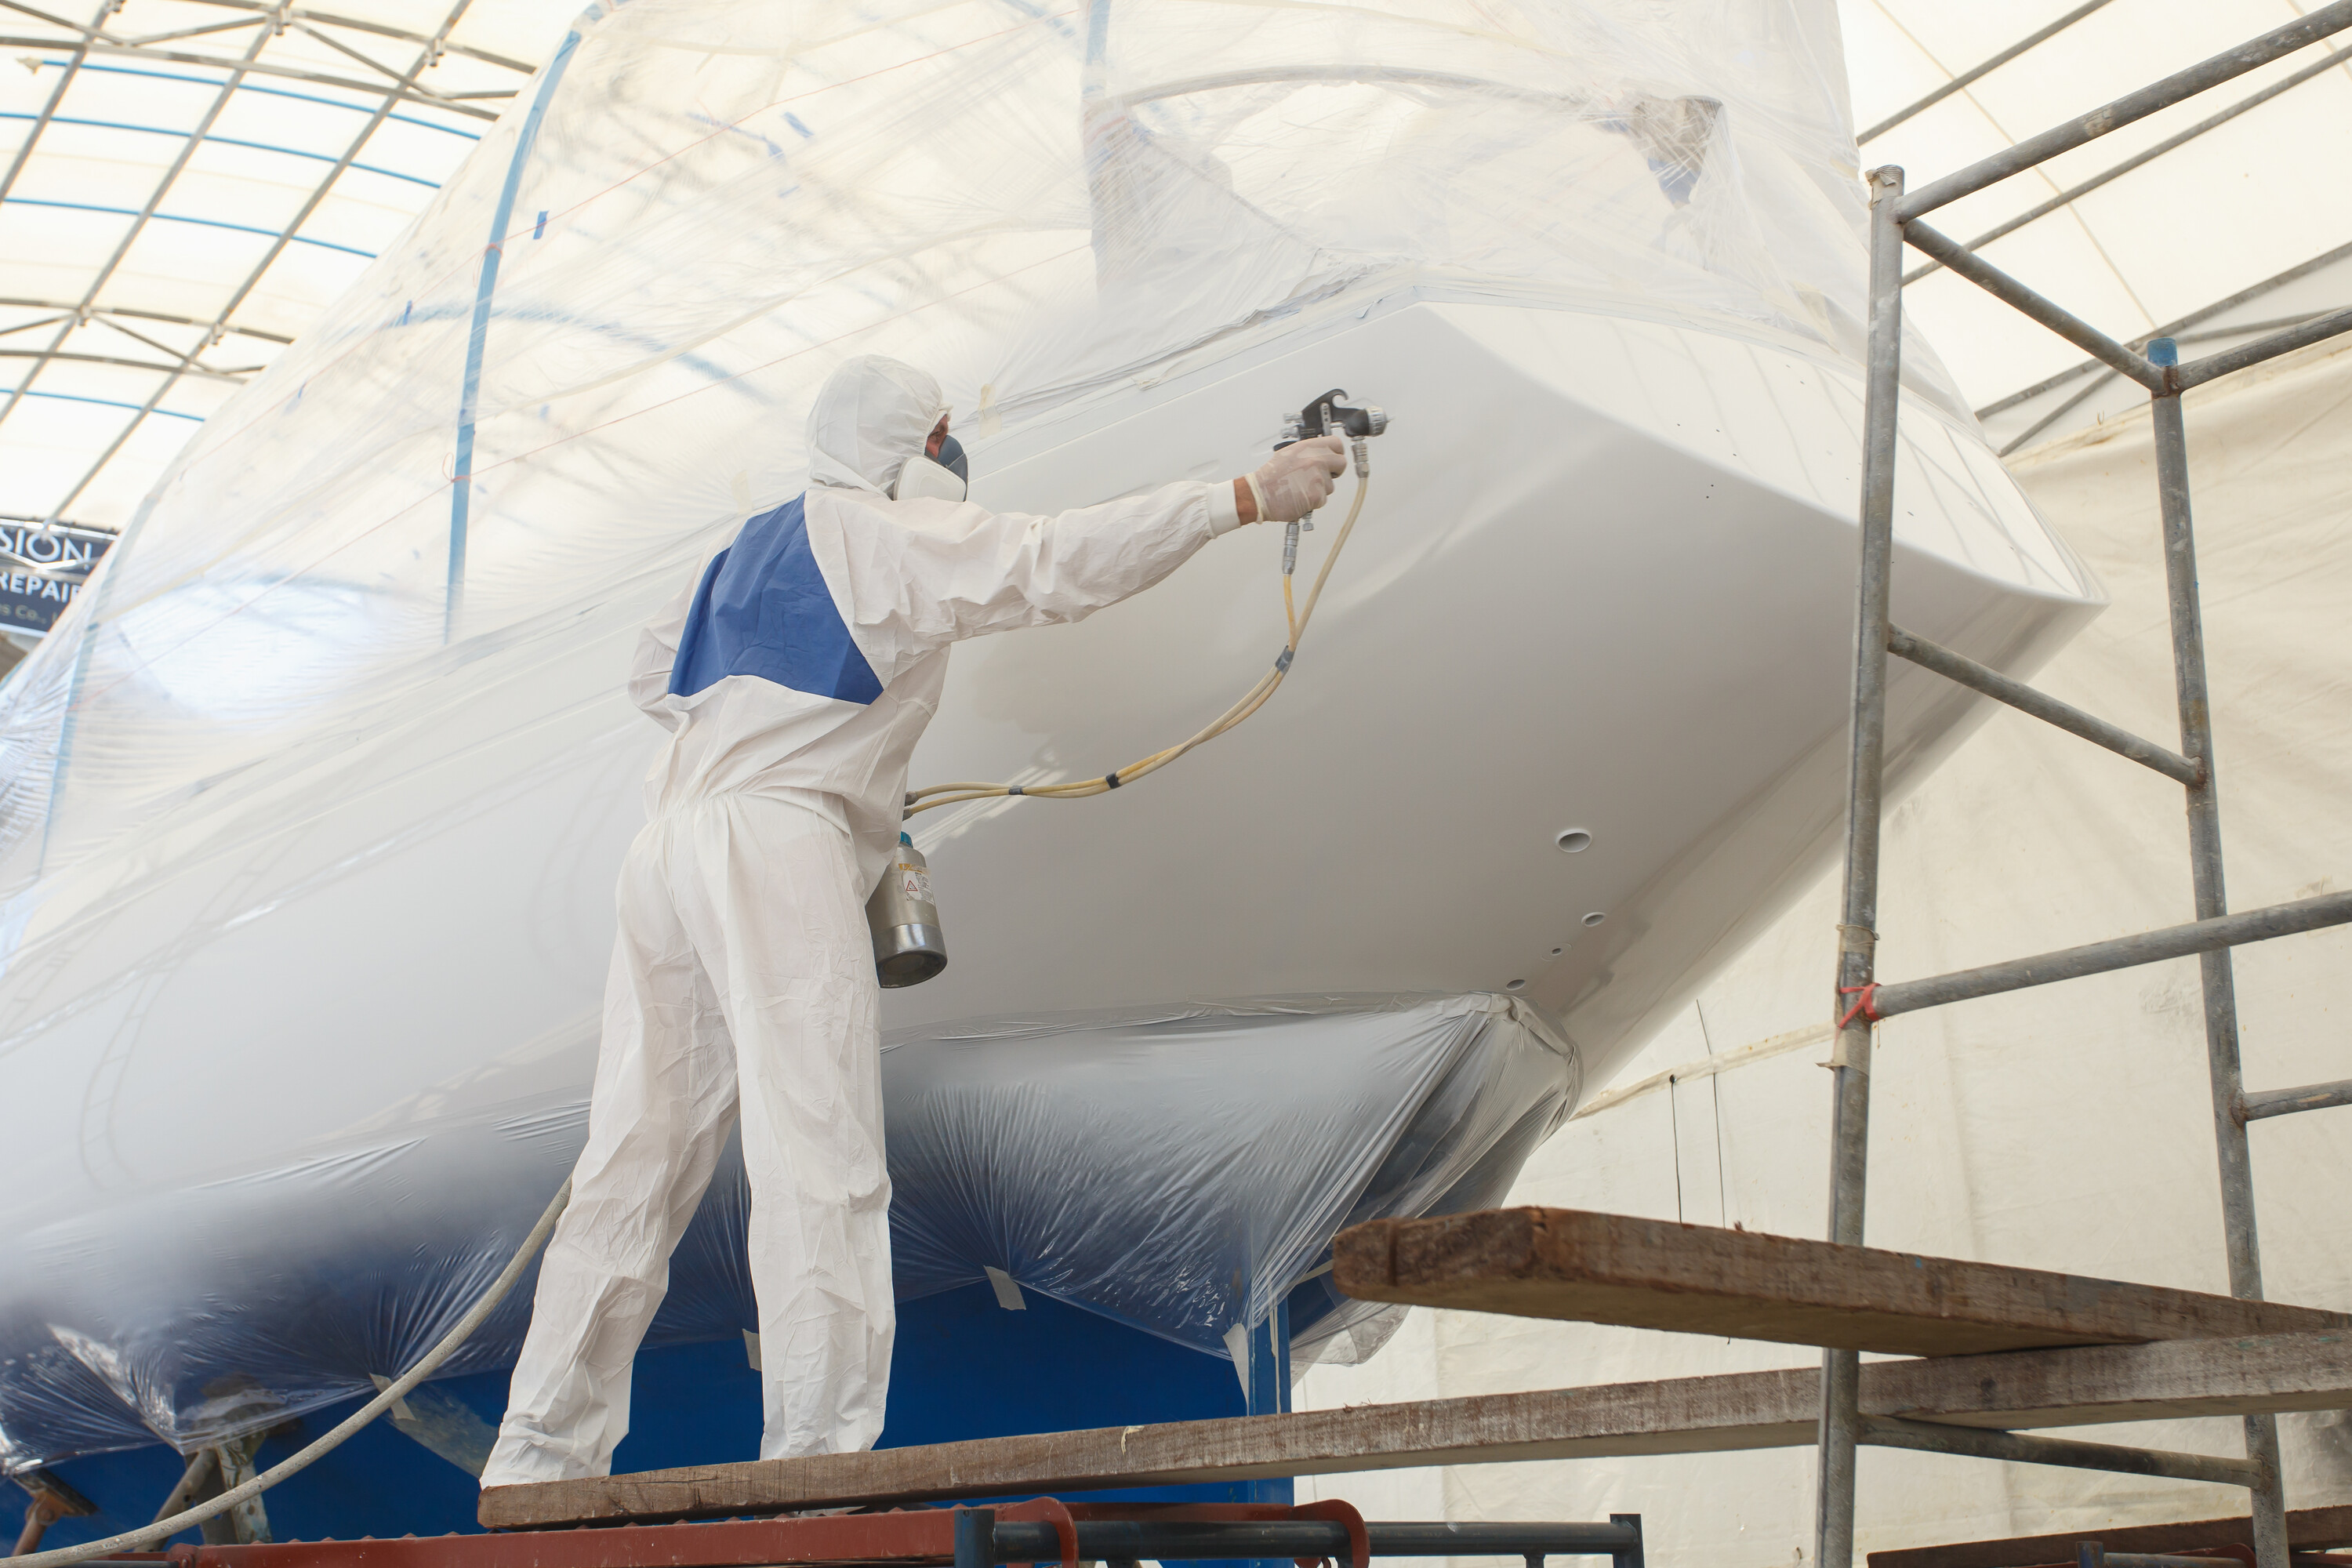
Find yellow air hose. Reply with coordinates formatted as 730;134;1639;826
905;466;1371;817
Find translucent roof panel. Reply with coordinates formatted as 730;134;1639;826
1842;0;2352;452
0;0;580;536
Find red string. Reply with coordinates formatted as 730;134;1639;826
1837;982;1881;1029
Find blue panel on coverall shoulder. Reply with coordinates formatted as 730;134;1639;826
670;495;883;703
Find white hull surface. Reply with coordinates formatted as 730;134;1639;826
909;295;2096;1054
0;0;2096;1475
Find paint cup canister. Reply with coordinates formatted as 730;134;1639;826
866;831;947;987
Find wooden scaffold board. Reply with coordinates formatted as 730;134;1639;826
1330;1209;2352;1356
481;1330;2352;1530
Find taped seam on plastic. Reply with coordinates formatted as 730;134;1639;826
447;16;595;637
886;993;1529;1047
1495;993;1574;1061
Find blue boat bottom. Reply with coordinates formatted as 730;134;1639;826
31;1282;1294;1559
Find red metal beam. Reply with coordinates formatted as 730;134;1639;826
134;1499;1364;1568
155;1510;964;1568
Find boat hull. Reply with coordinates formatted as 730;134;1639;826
0;295;2094;1485
904;294;2097;1075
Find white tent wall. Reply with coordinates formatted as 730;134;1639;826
1295;334;2352;1562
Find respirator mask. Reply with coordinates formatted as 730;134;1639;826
892;433;970;502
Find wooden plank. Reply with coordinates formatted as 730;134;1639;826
1864;1504;2352;1568
478;1330;2352;1530
1330;1208;2352;1355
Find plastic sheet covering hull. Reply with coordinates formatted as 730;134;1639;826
0;0;2097;1477
0;993;1569;1470
882;998;1575;1363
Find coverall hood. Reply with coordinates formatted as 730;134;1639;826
807;356;948;495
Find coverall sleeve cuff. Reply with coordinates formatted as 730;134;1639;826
1206;478;1243;537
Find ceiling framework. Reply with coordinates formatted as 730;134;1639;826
1856;0;2117;144
1976;238;2352;454
1848;1;2352;448
0;0;569;565
1897;41;2352;292
1866;5;2352;450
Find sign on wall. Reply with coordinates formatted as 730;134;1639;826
0;524;116;636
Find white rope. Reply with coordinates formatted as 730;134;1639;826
13;1179;572;1568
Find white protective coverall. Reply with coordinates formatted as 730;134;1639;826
481;356;1245;1486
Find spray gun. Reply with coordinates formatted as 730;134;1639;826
896;386;1391;873
874;388;1388;987
1273;389;1388;574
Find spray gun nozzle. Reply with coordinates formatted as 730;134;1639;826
1274;389;1390;450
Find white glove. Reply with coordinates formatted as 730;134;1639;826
1246;436;1346;523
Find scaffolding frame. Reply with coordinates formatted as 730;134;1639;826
1815;6;2352;1567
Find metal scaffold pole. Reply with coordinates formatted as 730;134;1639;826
2145;336;2290;1568
1815;162;1905;1568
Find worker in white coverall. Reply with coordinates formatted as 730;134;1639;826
481;355;1347;1486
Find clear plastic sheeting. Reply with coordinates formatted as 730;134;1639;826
0;0;1928;1479
884;995;1577;1363
0;991;1573;1472
0;0;578;535
0;0;1960;895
